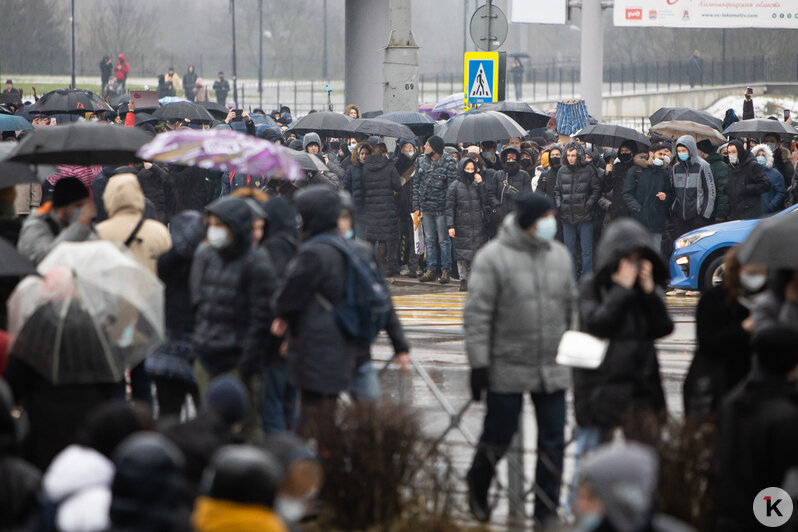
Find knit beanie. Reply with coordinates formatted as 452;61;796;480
204;376;248;426
515;191;554;229
52;177;89;208
427;135;444;155
695;139;714;154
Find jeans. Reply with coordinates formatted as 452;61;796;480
421;212;451;271
261;359;298;433
457;260;471;281
566;426;603;513
468;390;566;523
350;361;381;401
562;221;594;279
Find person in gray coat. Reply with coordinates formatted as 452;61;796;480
464;191;578;525
17;177;95;264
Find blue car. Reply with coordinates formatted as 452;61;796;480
669;204;798;291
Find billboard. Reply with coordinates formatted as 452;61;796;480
510;0;568;25
613;0;798;28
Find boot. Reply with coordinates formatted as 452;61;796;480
419;269;436;283
439;269;450;284
466;468;491;523
459;279;468;291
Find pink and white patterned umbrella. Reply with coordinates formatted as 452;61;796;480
136;129;302;181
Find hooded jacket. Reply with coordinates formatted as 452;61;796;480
96;173;172;275
670;135;716;221
465;214;577;394
704;150;730;220
262;197;298;274
606;140;639;220
621;153;674;234
191;197;277;377
412;152;458;215
135;163;175;224
554;142;602;225
342;142;369;211
445;159;488;262
362;153;401;241
192;497;287;532
274;187;358;395
751;144;787;214
486;150;532;223
726;139;771;220
17;208;94;265
574;219;674;430
539;143;564;201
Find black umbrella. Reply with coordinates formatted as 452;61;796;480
250;113;279;128
574;123;651;151
197;101;229;120
108;93;130;110
381;111;435;137
153;102;215;123
361;110;384;118
0;237;35;278
737;208;798;268
134;112;161;126
8;122;152;166
28;89;113;115
343;118;415;139
287;111;352;137
722;118;798;139
0;160;41;188
478;101;550;130
285;150;329;172
441;111;528;144
649;107;723;131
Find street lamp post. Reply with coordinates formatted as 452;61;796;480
258;0;263;109
71;0;76;89
322;0;328;79
231;0;238;108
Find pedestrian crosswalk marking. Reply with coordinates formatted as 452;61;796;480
469;63;491;98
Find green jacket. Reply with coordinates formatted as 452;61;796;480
706;152;729;220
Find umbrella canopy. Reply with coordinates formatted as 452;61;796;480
722;118;798;139
28;89;113;115
478;101;550;130
650;120;727;146
432;93;464;113
158;96;189;105
197;101;230;120
154;101;214;123
737;207;798;268
381;111;435;136
342;118;415;139
249;114;279;128
574;123;650;151
8;241;165;384
361;110;384;119
0;143;56;183
0;160;41;188
7;122;151;166
0;237;36;278
0;114;33;132
287;111;352;137
285;150;329;173
134;112;161;126
440;111;526;144
649;107;723;131
137;129;301;180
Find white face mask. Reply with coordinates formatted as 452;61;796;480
739;272;767;293
406;150;415;158
663;155;671;165
652;157;664;167
207;226;231;249
729;154;738;164
535;216;557;242
275;496;307;523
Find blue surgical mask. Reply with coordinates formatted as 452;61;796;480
756;155;767;166
344;228;354;239
535;216;557;242
678;152;689;162
652;157;664;167
767;142;776;152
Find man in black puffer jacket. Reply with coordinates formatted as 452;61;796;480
726;139;771;221
486;146;532;229
135;162;175;224
604;139;639;221
555;142;601;279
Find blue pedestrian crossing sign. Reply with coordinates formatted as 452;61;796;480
464;52;500;108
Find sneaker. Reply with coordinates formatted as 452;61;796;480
666;289;687;297
399;265;410;276
419;269;437;283
459;279;468;291
439;269;450;284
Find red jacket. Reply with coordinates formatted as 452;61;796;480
115;57;130;81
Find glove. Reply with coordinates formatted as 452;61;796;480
470;367;489;402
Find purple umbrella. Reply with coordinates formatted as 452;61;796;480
136;129;302;181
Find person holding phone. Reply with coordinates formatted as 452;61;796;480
743;86;755;120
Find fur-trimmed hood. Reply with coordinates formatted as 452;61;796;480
751;143;774;169
632;151;670;169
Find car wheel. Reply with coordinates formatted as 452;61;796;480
702;255;725;291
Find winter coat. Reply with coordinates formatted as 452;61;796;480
395;152;416;215
342;142;369;211
4;356;120;470
192;496;288;532
274;188;358;395
445;161;488;262
183;71;198;95
574;219;674;430
96;173;172;275
361;154;401;241
751;291;798;333
465;214;578;394
134;164;175;223
621;153;674;234
705;152;730;220
716;368;798;532
262;197;298;274
538;144;563;201
17;208;94;265
13;183;42;216
773;144;795;191
191;198;277;377
167;165;220;213
670;135;716;221
0;455;41;530
726;140;771;221
606;155;636;220
486;167;532;222
554;143;601;225
752;144;787;214
412;153;458;215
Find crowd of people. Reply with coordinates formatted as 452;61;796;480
1;78;798;531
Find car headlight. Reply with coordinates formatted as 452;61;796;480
675;230;717;249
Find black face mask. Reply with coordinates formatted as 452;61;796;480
618;152;633;162
505;161;520;175
520;158;533;168
329;141;340;151
549;156;561;167
463;170;475;181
